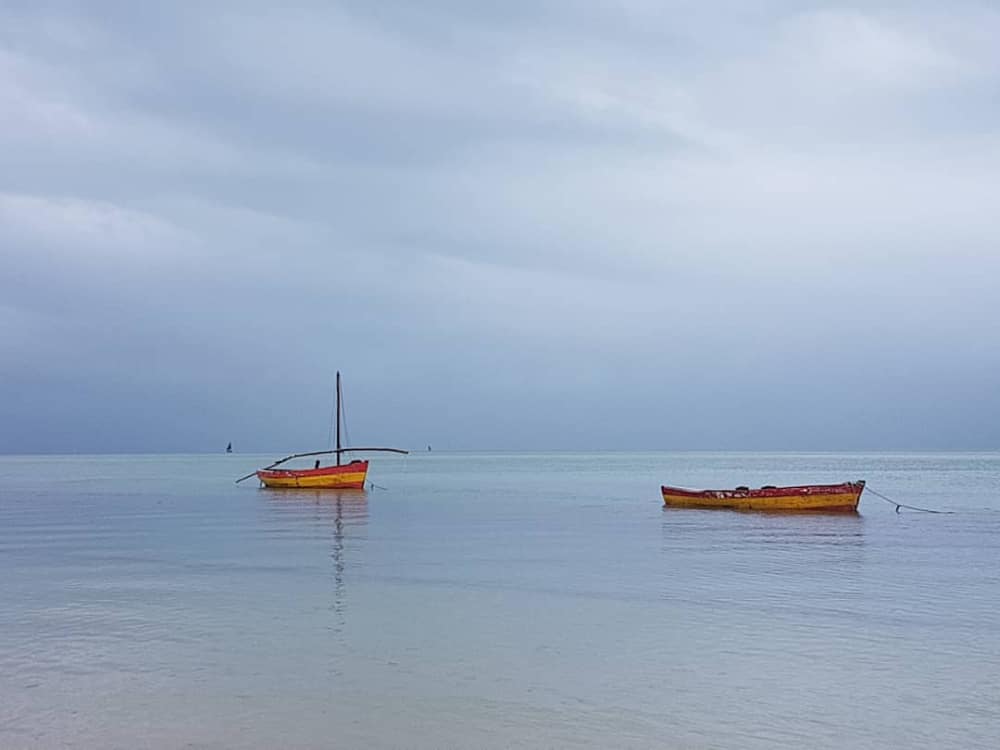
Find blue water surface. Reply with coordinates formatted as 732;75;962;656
1;452;998;749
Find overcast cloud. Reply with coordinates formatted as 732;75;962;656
1;0;998;453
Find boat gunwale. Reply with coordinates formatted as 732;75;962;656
257;460;368;479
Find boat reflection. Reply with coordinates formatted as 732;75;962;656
658;510;867;615
660;507;867;566
263;489;368;632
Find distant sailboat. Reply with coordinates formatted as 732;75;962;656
234;372;408;489
226;442;233;454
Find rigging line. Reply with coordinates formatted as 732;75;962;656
867;486;955;514
326;380;337;450
340;377;352;448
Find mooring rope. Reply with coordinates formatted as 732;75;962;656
867;486;955;514
368;482;388;491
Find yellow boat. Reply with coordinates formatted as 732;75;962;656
661;481;865;512
256;459;371;489
235;372;407;489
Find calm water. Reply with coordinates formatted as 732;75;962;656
1;452;999;749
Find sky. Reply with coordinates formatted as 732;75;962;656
1;0;999;453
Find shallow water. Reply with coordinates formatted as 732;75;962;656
1;452;999;749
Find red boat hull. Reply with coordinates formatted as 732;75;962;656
661;480;865;512
257;460;369;489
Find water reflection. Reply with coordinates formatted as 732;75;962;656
658;510;868;615
263;490;368;631
661;507;866;545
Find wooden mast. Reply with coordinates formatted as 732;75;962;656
336;371;342;466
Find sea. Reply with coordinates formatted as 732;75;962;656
1;452;998;749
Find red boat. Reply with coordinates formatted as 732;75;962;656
661;481;865;512
236;372;407;489
256;459;371;489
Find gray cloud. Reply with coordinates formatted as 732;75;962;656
2;1;998;453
